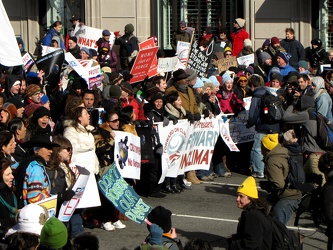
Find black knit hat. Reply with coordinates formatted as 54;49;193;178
120;82;133;95
109;85;122;99
32;106;50;124
69;36;77;44
147;206;172;233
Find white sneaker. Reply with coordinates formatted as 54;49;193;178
101;222;115;231
183;179;192;187
113;220;126;229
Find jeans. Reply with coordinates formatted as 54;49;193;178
250;132;265;174
196;163;214;178
214;162;228;176
271;199;300;225
70;211;84;237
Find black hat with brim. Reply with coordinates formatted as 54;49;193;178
23;135;60;149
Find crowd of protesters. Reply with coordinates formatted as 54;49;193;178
1;15;333;249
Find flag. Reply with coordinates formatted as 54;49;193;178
0;0;22;66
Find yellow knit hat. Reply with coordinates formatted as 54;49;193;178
261;133;279;151
237;176;258;198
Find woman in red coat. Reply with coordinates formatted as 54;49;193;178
231;18;249;57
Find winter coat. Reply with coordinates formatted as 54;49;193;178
42;28;65;49
246;86;280;133
231;28;249;57
282;100;325;154
0;183;17;228
97;50;118;72
120;97;146;121
229;209;272;250
164;103;187;121
63;120;99;175
93;122;115;168
165;86;199;115
264;144;302;201
314;90;333;123
267;64;297;82
219;91;243;114
280;37;305;70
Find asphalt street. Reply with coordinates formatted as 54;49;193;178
86;172;327;250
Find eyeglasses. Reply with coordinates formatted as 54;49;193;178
108;119;119;123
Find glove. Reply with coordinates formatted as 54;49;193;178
58;189;75;201
193;113;201;121
168;116;178;125
162;117;169;127
186;111;194;124
149;224;163;245
203;109;210;118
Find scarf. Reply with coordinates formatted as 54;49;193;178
174;82;188;93
0;190;17;218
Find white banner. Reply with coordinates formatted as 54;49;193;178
77;26;116;50
237;53;255;67
157;56;184;73
65;52;88;79
114;131;141;179
87;64;101;89
229;110;255;144
158;118;220;178
58;166;90;222
219;117;240;151
22;52;35;72
0;1;22;66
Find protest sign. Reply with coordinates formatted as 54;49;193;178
237;54;255;67
58;166;90;222
35;49;64;93
243;97;252;110
176;41;191;67
157;57;184;72
36;195;57;218
181;117;220;173
22;52;35;73
98;163;151;224
76;171;101;208
41;45;60;56
217;56;238;73
77;25;116;50
0;2;22;66
114;131;141;179
187;39;215;78
87;64;101;89
130;47;159;84
65;52;88;79
219;117;240;151
139;38;159;78
229;110;255;144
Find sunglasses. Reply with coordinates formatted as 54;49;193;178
109;119;119;123
239;80;248;83
225;53;232;56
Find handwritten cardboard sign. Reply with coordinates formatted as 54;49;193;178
98;163;151;224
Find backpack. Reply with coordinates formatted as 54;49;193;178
270;216;303;250
310;111;333;150
285;155;306;190
255;91;284;123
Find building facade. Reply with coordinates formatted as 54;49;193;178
3;0;332;57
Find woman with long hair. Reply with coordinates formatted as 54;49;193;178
0;131;17;165
46;135;79;237
228;176;272;249
0;158;17;228
8;118;27;163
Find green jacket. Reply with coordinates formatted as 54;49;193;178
264;144;302;201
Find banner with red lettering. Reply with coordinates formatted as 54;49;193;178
130;47;159;84
219;117;240;152
114;131;141;179
87;64;101;89
157;117;220;178
58;166;90;222
77;25;116;50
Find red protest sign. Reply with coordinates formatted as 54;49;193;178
130;47;159;84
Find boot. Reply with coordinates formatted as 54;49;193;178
186;171;202;184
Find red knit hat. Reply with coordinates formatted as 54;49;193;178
271;37;280;46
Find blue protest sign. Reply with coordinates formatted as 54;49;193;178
98;163;151;224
